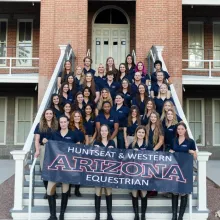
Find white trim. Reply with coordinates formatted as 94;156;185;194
0;73;38;83
186;98;205;146
14;97;33;145
188;21;204;68
183;0;220;5
0;97;7;145
0;19;8;67
182;75;220;85
16;19;33;67
212;22;220;69
212;99;220;146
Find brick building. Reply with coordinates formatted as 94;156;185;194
0;0;220;158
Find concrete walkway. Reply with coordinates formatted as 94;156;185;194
207;160;220;186
0;160;15;185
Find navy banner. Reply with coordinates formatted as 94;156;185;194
42;140;193;194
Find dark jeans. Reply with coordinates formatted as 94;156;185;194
117;130;125;149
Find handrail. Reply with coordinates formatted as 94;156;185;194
132;49;136;64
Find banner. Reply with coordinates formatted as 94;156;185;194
42;140;193;194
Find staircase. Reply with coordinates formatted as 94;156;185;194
10;44;211;220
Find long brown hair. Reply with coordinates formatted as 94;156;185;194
96;124;111;142
116;63;128;82
136;83;149;105
69;110;85;134
39;108;58;133
165;109;178;127
143;98;156;118
176;122;189;139
127;106;141;126
60;60;73;84
146;111;163;146
132;125;147;148
58;82;69;96
83;73;96;98
119;78;131;94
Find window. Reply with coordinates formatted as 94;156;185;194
14;97;33;145
212;99;220;146
0;19;7;66
213;22;220;68
188;22;204;68
187;99;205;146
16;19;33;66
0;97;7;144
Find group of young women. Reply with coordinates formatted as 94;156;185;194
34;55;197;220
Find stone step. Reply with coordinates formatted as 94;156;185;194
22;193;198;207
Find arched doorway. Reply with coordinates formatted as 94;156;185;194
92;6;130;68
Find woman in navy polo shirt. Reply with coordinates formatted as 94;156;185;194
129;126;148;220
132;83;149;116
135;61;150;86
59;82;72;106
113;93;129;149
154;83;174;116
74;66;85;91
93;124;115;220
96;101;119;145
141;98;156;126
169;122;197;220
106;57;118;80
46;116;79;220
84;104;97;145
66;74;77;104
72;92;85;116
83;56;95;75
131;71;146;97
125;54;135;80
62;102;72;119
82;72;100;103
94;63;106;90
124;106;141;148
57;60;73;89
34;108;58;199
82;86;95;108
116;63;132;83
119;79;132;108
50;94;63;119
69;110;86;197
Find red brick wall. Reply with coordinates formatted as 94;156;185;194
136;0;182;102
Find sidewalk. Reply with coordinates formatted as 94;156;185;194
0;160;15;185
207;160;220;186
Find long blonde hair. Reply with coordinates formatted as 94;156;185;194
161;100;176;121
97;88;113;110
165;109;178;127
132;125;147;148
146;111;163;146
94;63;106;77
74;66;85;85
157;83;171;99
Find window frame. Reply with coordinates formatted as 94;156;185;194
213;22;220;69
14;97;33;145
186;98;205;146
0;19;8;67
0;97;7;145
212;98;220;146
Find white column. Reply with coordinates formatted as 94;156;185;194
197;151;212;211
10;150;27;210
59;45;67;56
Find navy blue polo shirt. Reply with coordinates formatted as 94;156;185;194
128;141;147;150
34;123;53;144
93;140;115;148
95;112;119;134
151;71;170;84
171;138;196;153
127;67;135;79
163;124;177;150
118;74;133;84
60;95;73;107
51;107;63;119
132;98;146;116
131;81;148;97
103;81;120;99
82;100;96;109
150;82;171;97
126;120;139;136
122;92;132;108
147;128;163;151
112;105;129;127
58;72;73;83
72;128;85;143
141;74;150;84
83;68;96;75
84;117;96;136
67;89;75;104
141;115;149;126
94;76;107;90
73;105;85;117
154;97;175;116
51;129;79;143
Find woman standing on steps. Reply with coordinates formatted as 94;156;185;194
169;122;197;220
34;108;58;199
129;126;148;220
50;94;63;119
46;116;79;220
93;124;115;220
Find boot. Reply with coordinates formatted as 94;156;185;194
75;185;82;197
68;184;72;197
141;195;147;220
132;196;139;220
178;195;188;220
95;194;101;220
59;192;69;220
106;194;114;220
171;194;179;220
47;195;57;220
43;181;48;199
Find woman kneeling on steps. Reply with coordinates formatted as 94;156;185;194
169;122;197;220
129;125;148;220
93;124;115;220
46;116;80;220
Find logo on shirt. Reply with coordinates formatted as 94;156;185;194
90;121;94;123
119;111;123;113
168;129;174;131
112;86;116;88
65;137;71;139
181;145;187;147
110;120;114;122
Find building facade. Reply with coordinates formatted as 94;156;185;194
0;0;220;158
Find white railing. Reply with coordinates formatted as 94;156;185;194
182;59;220;78
10;44;75;212
147;46;212;216
0;57;39;75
